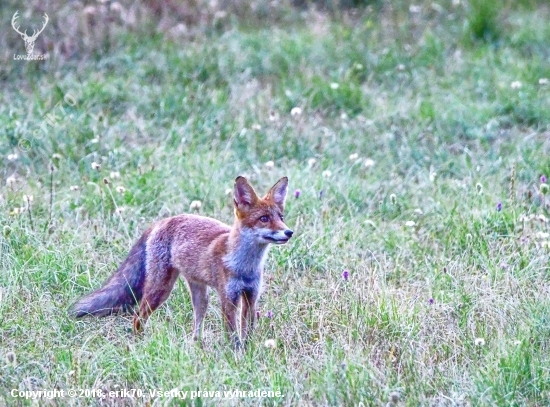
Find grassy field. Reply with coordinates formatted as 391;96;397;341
1;0;550;405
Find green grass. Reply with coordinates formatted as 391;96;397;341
1;0;550;405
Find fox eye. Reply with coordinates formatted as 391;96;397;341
260;215;269;222
280;214;284;221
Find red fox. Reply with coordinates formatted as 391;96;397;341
70;176;292;347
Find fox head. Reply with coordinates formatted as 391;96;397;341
233;176;293;244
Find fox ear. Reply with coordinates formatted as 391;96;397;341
234;176;258;208
267;176;288;209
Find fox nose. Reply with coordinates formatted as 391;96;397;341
284;229;293;238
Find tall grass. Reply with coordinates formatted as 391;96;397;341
1;0;550;405
465;0;502;43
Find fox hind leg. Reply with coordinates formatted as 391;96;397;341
133;266;179;334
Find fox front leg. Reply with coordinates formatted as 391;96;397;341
220;294;242;349
240;291;258;343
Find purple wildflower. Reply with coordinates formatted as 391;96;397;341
265;310;273;319
541;175;547;184
319;190;324;199
429;298;434;305
497;202;502;212
342;270;349;281
294;189;301;198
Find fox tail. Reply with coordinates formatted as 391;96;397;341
69;231;149;318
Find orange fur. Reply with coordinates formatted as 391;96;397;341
70;176;292;347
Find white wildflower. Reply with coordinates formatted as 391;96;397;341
290;107;302;116
190;200;202;211
264;339;276;349
7;175;17;188
363;158;375;168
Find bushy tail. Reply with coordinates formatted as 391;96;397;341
69;231;149;318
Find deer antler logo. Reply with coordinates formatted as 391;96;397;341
12;11;49;55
